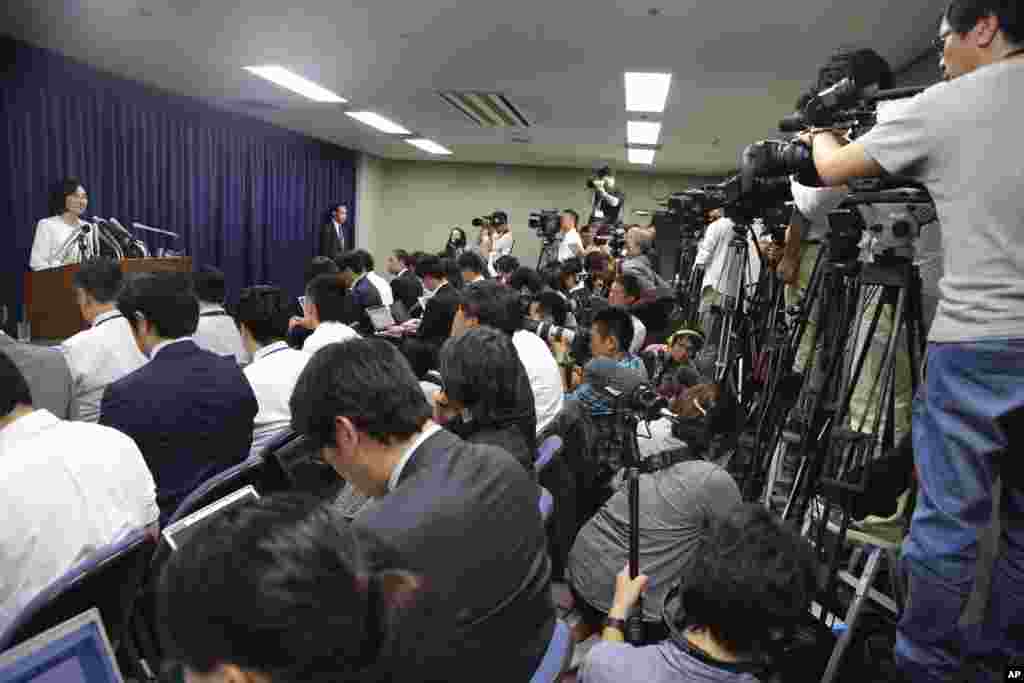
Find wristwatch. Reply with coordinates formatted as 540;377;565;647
603;616;627;633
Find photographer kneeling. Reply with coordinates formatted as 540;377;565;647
566;381;742;645
578;504;817;683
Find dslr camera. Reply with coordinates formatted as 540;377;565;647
585;165;613;190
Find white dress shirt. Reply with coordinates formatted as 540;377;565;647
696;217;763;297
512;330;564;434
366;271;395;307
193;303;248;364
387;422;443;492
629;315;647;354
30;216;86;271
60;309;148;423
0;409;158;631
303;321;359;355
558;229;584;262
244;341;311;457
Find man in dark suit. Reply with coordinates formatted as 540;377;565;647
100;273;257;523
389;250;424;314
318;203;351;260
335;250;382;332
402;254;460;377
289;338;554;683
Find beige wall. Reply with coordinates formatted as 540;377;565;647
356;154;720;271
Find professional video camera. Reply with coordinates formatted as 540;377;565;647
520;317;591;364
606;225;627;258
528;209;561;244
739;49;926;187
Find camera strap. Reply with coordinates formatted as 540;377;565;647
638;445;700;474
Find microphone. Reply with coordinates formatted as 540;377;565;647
103;217;134;240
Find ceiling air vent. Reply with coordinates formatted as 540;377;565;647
437;91;531;128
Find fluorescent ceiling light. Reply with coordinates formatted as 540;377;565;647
627;147;656;165
345;111;411;135
624;72;672;113
406;138;452;155
627;120;662;145
243;65;346;103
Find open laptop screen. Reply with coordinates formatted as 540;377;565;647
0;609;123;683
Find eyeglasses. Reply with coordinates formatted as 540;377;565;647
933;29;953;53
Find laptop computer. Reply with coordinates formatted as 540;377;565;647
161;485;260;551
0;608;123;683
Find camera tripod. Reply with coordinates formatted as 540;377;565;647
673;229;704;328
772;250;927;526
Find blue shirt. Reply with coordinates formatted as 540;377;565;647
567;354;646;417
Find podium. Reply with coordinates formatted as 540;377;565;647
23;257;192;340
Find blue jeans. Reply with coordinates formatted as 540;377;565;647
896;339;1024;682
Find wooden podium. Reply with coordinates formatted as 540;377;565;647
24;257;192;340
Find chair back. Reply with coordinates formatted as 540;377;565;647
164;456;270;528
539;487;554;524
0;529;155;653
534;435;562;474
270;432;343;499
528;619;573;683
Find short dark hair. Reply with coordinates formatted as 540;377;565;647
305;274;352;324
494;255;520;275
415;254;446;280
456;251;486;276
290;338;431;446
458;281;517;334
945;0;1022;43
192;265;226;304
72;258;124;304
237;286;290;345
332;202;347;213
159;493;398;680
49;177;84;216
561;209;579;227
355;250;375;272
593;306;633;354
118;272;198;339
439;326;536;431
677;503;817;656
618;273;644;300
0;352;33;413
535;291;569;326
393;248;410;265
335;250;364;274
509;267;544;295
305;257;339;285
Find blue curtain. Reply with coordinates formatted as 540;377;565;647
0;36;356;324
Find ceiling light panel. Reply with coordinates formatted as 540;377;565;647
624;72;672;113
345;111;411;135
627;120;662;145
406;138;452;155
243;65;346;103
627;147;656;165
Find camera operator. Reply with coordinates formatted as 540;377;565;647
608;274;650;354
587;167;626;227
493;255;519;286
793;4;1024;678
621;227;671;291
557;209;585;262
490;210;514;258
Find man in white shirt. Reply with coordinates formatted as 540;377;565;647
557;209;584;263
29;179;92;271
192;265;248;364
301;274;360;355
238;286;311;456
491;211;515;259
61;259;147;422
450;281;563;433
0;353;158;631
355;251;394;307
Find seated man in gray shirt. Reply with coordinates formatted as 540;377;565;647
0;308;74;419
579;504;816;683
567;383;740;641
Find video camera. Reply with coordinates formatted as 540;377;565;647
528;209;561;244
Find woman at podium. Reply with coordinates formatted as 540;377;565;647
30;178;91;271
